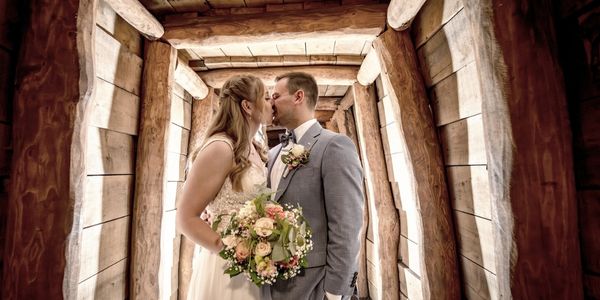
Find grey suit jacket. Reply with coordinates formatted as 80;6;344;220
266;123;364;297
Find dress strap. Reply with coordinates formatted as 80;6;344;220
200;133;234;152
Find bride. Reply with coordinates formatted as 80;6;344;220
176;74;272;300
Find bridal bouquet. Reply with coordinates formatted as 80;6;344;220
214;191;313;286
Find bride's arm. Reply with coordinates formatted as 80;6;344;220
176;141;234;253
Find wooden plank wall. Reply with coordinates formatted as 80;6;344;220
557;1;600;298
374;75;418;300
411;0;498;298
0;0;18;289
161;79;193;300
77;1;142;298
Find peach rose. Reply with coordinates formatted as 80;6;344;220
235;241;251;261
265;203;285;220
255;241;272;257
254;217;275;237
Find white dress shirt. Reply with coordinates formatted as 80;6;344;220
270;118;317;196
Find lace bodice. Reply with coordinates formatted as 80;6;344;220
201;135;267;232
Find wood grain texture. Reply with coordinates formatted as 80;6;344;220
416;9;474;87
460;255;498;300
91;78;140;135
353;82;400;300
78;258;128;299
438;115;487;166
373;29;460;299
83;175;133;227
200;66;359;88
357;48;381;86
175;58;209;99
130;40;176;300
86;127;136;175
464;0;583;297
387;0;426;30
446;166;491;219
163;4;387;48
79;216;130;281
579;190;600;273
97;0;142;55
1;0;97;298
0;49;13;124
411;0;462;48
104;0;164;38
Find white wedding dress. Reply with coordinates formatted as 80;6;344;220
187;135;265;300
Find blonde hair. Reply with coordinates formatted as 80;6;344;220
192;74;267;192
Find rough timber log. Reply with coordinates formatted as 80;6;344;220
104;0;164;39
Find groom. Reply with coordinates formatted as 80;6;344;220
264;72;364;300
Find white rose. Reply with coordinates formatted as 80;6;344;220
222;235;238;249
254;217;275;237
290;144;305;157
255;241;272;257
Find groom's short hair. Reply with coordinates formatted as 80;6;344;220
275;72;319;110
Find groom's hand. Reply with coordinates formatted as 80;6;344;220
325;291;342;300
200;210;213;224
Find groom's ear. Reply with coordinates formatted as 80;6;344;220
293;89;305;105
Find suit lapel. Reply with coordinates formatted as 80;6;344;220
274;123;323;202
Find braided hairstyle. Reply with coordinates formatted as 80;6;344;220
195;74;267;192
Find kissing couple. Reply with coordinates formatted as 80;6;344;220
177;72;364;300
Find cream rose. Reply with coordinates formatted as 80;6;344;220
290;144;305;157
254;217;275;237
235;241;251;261
255;241;272;257
222;235;238;249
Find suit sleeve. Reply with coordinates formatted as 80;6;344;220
321;134;364;295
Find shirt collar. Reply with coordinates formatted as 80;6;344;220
292;119;317;143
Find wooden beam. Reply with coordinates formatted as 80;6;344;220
175;58;209;99
314;110;335;123
1;0;97;298
130;40;177;300
352;82;399;300
464;0;583;298
104;0;164;39
193;55;364;70
199;66;359;88
315;96;340;111
357;47;381;85
163;4;387;48
387;0;427;30
338;87;355;110
373;29;461;299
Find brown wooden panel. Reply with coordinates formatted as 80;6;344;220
417;9;475;87
168;0;209;12
0;123;11;176
429;61;482;126
580;97;600;151
411;0;463;48
465;0;583;297
87;127;136;175
584;274;600;299
83;175;133;227
579;190;600;273
139;0;174;14
78;258;128;300
0;49;12;123
576;150;600;187
439;114;487;166
460;256;498;300
95;26;143;95
0;0;18;50
97;0;142;55
79;216;130;282
454;211;496;273
92;78;140;136
447;166;491;219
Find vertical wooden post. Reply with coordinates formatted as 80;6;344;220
130;40;176;300
373;29;461;299
353;82;400;300
1;0;97;299
178;87;217;300
464;0;583;298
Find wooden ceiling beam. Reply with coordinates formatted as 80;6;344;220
104;0;164;39
162;4;387;49
357;47;381;85
174;58;209;99
199;66;359;88
387;0;427;31
189;55;364;71
315;97;341;111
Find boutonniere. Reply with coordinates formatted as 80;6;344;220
281;144;310;178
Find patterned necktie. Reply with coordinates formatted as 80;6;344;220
279;130;296;147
